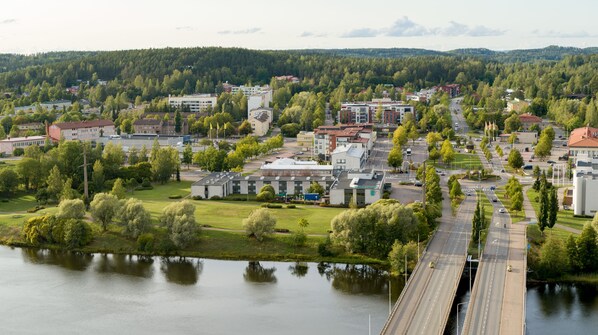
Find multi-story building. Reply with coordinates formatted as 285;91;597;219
249;110;270;137
48;119;115;141
572;154;598;215
314;124;376;160
568;125;598;158
519;113;542;131
339;100;415;125
168;94;217;112
296;131;314;151
0;135;47;155
133;119;162;134
329;169;385;206
331;145;366;172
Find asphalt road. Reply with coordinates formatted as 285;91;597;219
462;190;511;335
381;187;474;335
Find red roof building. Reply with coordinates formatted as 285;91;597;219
49;119;116;141
568;126;598;157
518;113;542;130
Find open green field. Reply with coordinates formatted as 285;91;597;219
129;182;346;234
526;188;589;232
0;193;39;213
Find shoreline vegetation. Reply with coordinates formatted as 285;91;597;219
0;181;386;266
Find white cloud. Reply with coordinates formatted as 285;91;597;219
341;28;379;38
175;26;193;31
385;17;429;37
0;19;15;25
218;27;261;35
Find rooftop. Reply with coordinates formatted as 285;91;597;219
568;126;598;148
518;113;542;123
332;145;365;158
193;172;240;187
331;169;385;190
52;119;114;130
0;135;46;143
261;158;333;171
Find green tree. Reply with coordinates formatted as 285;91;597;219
16;157;43;190
60;178;78;201
428;146;440;163
152;147;179;183
387;146;403;171
182;144;193;169
120;198;151;239
393;125;408;146
90;193;121;231
440;139;455;165
450;180;463;199
426;131;442;148
160;200;199;249
508;150;524;170
92;160;105;193
46;165;64;203
111;178;126;199
510;191;523;214
538;185;549;234
539;235;569;278
243;208;276;242
547;187;557;229
128;146;140;165
388;240;418;274
308;182;325;196
56;199;86;220
576;222;598;272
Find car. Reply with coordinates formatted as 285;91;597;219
429;261;435;269
529;159;533;162
562;143;568;147
498;208;506;213
490;185;496;191
108;134;121;139
507;265;512;272
414;180;423;187
466;192;473;196
440;172;446;176
492;198;498;202
501;169;506;173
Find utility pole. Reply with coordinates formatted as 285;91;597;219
422;160;427;207
80;146;90;203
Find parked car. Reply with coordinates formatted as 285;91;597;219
547;160;556;164
414;180;423;187
498;208;507;213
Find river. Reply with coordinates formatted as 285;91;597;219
0;246;401;335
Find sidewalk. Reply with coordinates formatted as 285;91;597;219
500;215;526;335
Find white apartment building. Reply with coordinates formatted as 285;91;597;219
331;145;366;172
48;119;115;141
572;154;598;216
168;94;217;112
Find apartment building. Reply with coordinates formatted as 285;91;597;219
168;94;218;112
48;119;115;141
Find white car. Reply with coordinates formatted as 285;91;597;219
498;208;507;213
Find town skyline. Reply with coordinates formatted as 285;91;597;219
1;0;597;54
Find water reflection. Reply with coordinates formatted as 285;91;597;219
534;283;598;318
95;254;154;279
160;257;203;285
244;261;277;283
288;262;308;278
326;263;391;295
21;248;93;271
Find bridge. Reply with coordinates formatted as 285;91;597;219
380;192;474;334
460;190;526;335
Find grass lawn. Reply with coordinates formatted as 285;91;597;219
431;153;483;170
0;192;39;213
526;188;590;232
0;207;58;242
129;182;346;234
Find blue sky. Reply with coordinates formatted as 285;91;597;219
0;0;596;53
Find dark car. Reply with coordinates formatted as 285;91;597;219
547;160;556;164
492;198;498;202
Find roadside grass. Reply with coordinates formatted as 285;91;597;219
467;190;495;258
526;188;589;232
430;153;483;171
495;187;525;223
527;224;576;245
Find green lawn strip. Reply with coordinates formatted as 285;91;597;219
495;187;524;223
527;224;576;246
526;188;589;232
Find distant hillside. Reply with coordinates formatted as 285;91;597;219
297;45;598;62
0;51;97;73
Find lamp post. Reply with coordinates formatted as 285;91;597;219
456;301;469;335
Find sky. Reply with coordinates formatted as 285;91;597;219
1;0;597;54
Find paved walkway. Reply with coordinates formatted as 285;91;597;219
500;212;526;335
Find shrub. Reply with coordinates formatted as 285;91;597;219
291;230;307;247
243;208;276;241
168;195;183;199
267;203;283;208
137;233;155;252
286;204;296;209
317;237;335;257
256;191;274;202
210;195;222;200
63;219;93;249
192;195;203;200
27;205;45;213
274;228;290;233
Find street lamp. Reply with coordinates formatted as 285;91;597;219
456;301;469;335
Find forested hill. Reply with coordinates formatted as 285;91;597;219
0;51;97;73
295;45;598;62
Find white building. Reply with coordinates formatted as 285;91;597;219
249;108;273;125
191;172;335;199
572;154;598;216
249;110;270;137
329;170;385;206
0;136;46;155
331;145;366;172
168;94;217;112
260;158;333;177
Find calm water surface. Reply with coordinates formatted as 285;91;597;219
0;246;400;335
